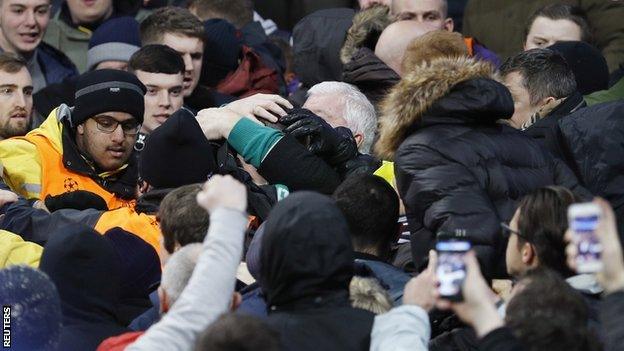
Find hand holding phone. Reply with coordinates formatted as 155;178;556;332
436;240;471;301
568;203;603;273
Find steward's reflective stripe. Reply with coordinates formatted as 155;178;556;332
22;183;41;194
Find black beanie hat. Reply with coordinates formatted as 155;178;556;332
548;41;609;95
200;19;241;87
139;108;218;189
73;69;146;126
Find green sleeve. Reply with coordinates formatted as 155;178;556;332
227;117;283;168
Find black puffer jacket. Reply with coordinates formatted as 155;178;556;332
259;192;374;351
558;101;624;237
375;57;578;278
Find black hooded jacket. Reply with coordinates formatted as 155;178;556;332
376;57;579;278
259;192;374;351
39;224;129;351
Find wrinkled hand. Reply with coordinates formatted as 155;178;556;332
0;189;18;208
196;175;247;213
404;250;438;311
436;251;503;338
225;94;293;123
280;109;358;165
565;198;624;294
196;107;245;140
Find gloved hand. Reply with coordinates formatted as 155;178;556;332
338;153;382;178
280;108;358;166
44;190;109;212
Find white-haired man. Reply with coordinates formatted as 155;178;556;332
303;81;377;154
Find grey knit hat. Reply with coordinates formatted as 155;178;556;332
87;17;141;71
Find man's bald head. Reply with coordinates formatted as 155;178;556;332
391;0;453;31
375;20;436;76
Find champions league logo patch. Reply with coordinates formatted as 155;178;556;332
63;178;79;192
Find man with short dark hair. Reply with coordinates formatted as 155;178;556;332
523;4;592;51
140;7;205;101
463;0;624;72
0;69;145;209
500;48;583;159
0;52;33;140
0;0;77;92
333;173;410;304
128;44;184;137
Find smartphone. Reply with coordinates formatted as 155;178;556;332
436;240;471;301
568;203;603;273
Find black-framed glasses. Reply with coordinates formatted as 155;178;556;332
93;116;141;136
500;222;531;243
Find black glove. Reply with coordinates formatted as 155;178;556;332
280;108;358;166
44;190;109;212
338;153;382;178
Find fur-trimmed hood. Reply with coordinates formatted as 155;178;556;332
340;5;394;64
375;56;513;160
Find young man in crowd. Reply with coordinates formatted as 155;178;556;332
390;0;499;66
140;7;208;111
0;53;33;140
0;0;76;92
0;69;145;209
463;1;624;72
128;44;185;146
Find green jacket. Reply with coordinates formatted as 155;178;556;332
43;9;152;73
463;0;624;72
43;10;91;73
585;77;624;106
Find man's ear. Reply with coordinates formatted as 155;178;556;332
230;292;242;311
76;124;85;135
443;17;454;32
138;180;149;195
537;96;559;117
354;133;364;148
521;242;535;266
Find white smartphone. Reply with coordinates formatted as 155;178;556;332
568;203;603;273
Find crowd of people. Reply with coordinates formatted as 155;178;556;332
0;0;623;350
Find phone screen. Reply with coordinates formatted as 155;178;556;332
436;241;470;300
571;214;603;273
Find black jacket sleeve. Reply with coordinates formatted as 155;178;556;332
478;327;524;351
258;135;342;194
0;199;102;246
601;290;624;351
395;143;502;277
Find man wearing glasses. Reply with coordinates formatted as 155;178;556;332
0;69;145;210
